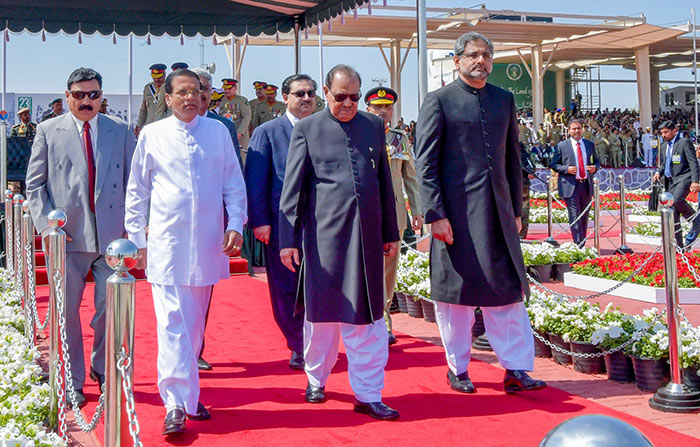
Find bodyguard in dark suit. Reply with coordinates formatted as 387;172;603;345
279;65;400;420
653;120;700;248
550;119;600;246
414;32;545;395
245;73;318;370
26;68;136;408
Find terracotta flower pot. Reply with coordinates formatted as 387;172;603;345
405;296;424;318
534;330;552;358
570;341;606;374
396;293;408;313
604;351;635;383
421;299;436;323
548;333;572;365
631;357;669;392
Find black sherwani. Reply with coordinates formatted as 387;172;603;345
279;108;399;324
414;78;528;307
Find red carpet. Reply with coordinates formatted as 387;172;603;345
35;277;698;446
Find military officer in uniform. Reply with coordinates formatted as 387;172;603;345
364;86;423;346
219;78;252;156
609;128;622;168
251;84;286;130
248;81;268;114
40;98;63;122
11;107;37;143
135;63;167;137
153;62;188;121
314;94;325;113
209;89;224;113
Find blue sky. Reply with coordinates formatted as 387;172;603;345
1;0;697;121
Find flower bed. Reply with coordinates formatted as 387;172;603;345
0;270;64;447
521;242;597;266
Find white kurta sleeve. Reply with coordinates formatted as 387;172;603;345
125;132;153;249
222;132;248;234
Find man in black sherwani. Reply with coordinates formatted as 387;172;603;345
414;32;546;395
279;64;400;420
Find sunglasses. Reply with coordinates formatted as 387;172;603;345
69;90;102;100
290;89;316;98
330;91;361;102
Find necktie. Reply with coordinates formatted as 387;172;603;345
83;121;96;213
577;141;586;179
665;141;674;178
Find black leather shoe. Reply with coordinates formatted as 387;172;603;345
289;351;305;370
90;366;105;390
503;369;547;393
68;388;87;409
197;357;213;371
353;400;399;421
187;402;211;421
447;369;476;393
162;408;186;435
305;382;326;403
388;333;398;346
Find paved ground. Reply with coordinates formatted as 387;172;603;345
46;211;700;445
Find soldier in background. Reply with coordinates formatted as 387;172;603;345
40;98;63;122
209;89;224;113
594;129;608;167
100;98;109;115
251;84;286;130
135;63;166;137
219;78;252;154
314;93;325;112
248;81;267;114
10;107;37;143
153;62;188;121
364;86;423;347
609;128;622;168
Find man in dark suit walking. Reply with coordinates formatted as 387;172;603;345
245;73;318;370
26;67;136;407
550;119;600;246
653;120;700;248
414;32;545;396
279;65;400;420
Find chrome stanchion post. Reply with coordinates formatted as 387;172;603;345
593;178;601;254
13;194;24;288
649;193;700;413
104;239;139;447
47;210;67;431
21;201;35;344
615;174;633;254
544;174;559;246
4;189;13;272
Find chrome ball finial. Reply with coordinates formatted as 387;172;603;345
47;209;67;229
12;193;24;204
659;192;674;208
4;189;13;200
539;415;654;447
105;239;139;272
21;201;30;213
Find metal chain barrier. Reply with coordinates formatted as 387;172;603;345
117;348;143;447
54;270;106;432
671;243;700;327
24;240;49;331
401;233;431;248
532;312;665;358
526;245;663;300
54;358;68;442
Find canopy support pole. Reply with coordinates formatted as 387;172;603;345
555;71;565;110
531;44;544;130
417;0;428;108
294;21;301;74
128;34;133;128
2;27;6;111
635;45;653;129
230;35;235;78
391;38;402;127
318;21;325;89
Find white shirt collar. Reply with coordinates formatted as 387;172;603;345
71;112;99;136
570;136;583;148
285;110;301;127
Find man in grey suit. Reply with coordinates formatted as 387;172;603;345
26;67;136;408
550;119;600;246
653;120;700;248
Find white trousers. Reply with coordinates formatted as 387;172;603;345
304;318;388;403
434;301;535;375
152;283;211;414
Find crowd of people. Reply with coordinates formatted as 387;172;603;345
517;107;698;169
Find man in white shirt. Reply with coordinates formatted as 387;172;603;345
642;127;655;167
125;69;247;436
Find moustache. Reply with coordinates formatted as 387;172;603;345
78;105;93;111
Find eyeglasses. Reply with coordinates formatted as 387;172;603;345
172;89;202;98
290;89;316;98
69;90;102;100
459;52;492;61
329;91;362;102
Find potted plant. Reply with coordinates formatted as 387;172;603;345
522;243;554;283
626;309;670;392
541;297;575;365
562;300;606;374
592;305;637;382
680;323;700;391
551;242;597;281
526;290;554;358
